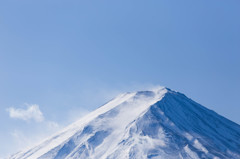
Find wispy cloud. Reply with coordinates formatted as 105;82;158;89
6;104;44;122
47;121;59;129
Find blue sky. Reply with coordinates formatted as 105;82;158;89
0;0;240;157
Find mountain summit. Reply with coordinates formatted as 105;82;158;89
10;87;240;159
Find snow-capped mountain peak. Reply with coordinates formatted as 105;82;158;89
10;87;240;159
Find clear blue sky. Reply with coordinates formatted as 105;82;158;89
0;0;240;157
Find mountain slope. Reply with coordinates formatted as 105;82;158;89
10;87;240;159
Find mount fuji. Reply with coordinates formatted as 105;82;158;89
9;87;240;159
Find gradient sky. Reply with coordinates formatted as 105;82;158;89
0;0;240;157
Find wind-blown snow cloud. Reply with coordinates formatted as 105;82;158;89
6;104;44;122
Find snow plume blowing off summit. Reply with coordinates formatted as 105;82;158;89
9;87;240;159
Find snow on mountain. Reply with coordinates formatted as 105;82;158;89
9;87;240;159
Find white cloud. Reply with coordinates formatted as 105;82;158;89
47;121;59;129
6;104;44;122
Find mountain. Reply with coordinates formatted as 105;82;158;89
9;87;240;159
